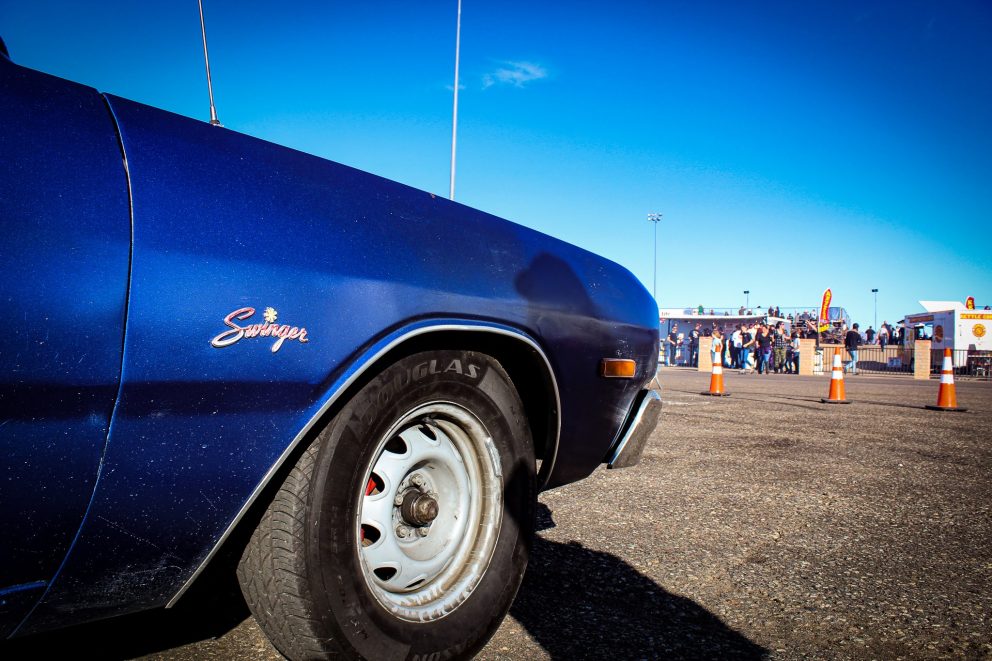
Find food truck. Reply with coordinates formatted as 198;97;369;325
902;300;992;368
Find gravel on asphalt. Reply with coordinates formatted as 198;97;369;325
4;369;989;660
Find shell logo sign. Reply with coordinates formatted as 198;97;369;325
975;324;987;339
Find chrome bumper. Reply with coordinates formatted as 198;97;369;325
605;389;661;469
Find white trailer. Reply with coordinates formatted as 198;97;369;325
902;301;992;368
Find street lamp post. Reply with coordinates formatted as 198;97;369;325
744;290;750;310
872;288;878;331
647;213;662;300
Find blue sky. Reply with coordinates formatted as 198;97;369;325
3;1;990;326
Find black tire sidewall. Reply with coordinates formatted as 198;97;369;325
306;351;534;661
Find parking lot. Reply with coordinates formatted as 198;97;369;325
5;369;990;660
476;369;991;660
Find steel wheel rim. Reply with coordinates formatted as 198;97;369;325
356;401;503;622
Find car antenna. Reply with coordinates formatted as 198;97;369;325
197;0;222;126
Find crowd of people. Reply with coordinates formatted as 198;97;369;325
665;317;912;376
665;321;805;374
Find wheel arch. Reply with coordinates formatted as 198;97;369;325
372;327;560;482
167;321;560;609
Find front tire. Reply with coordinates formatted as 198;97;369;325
238;350;535;660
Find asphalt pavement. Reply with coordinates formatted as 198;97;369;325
4;368;990;660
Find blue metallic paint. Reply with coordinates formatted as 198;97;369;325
2;54;658;637
0;56;131;637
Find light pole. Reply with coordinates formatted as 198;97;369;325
647;213;662;300
744;290;750;310
872;288;878;330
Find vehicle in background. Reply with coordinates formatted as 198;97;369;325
902;300;992;368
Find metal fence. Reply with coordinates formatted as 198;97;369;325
815;345;991;380
849;346;913;375
930;348;992;380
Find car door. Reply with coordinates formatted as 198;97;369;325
0;50;130;637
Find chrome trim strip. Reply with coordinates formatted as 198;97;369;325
606;390;661;469
167;322;560;607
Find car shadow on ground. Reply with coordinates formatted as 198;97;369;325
1;505;767;661
509;503;767;660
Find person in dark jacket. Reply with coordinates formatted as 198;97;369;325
689;323;702;367
665;324;679;366
755;325;773;374
845;323;863;375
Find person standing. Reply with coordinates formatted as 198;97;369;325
773;324;788;373
690;323;702;367
740;324;754;373
845;323;863;374
731;325;743;369
878;323;889;351
756;325;773;374
665;324;679;367
790;331;801;374
866;326;876;344
711;327;724;368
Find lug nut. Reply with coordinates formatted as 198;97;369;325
418;527;429;537
394;493;404;506
411;474;425;488
396;526;409;539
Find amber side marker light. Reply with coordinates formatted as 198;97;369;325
600;358;636;378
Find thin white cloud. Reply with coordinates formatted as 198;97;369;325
482;61;548;89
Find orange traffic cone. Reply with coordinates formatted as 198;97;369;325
926;348;967;412
821;353;850;404
701;354;730;397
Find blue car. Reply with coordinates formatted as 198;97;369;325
0;37;660;660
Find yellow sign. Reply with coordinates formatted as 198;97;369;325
966;296;975;310
819;288;832;322
961;313;992;320
975;324;987;338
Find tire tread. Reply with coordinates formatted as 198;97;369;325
237;350;534;661
237;440;332;660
